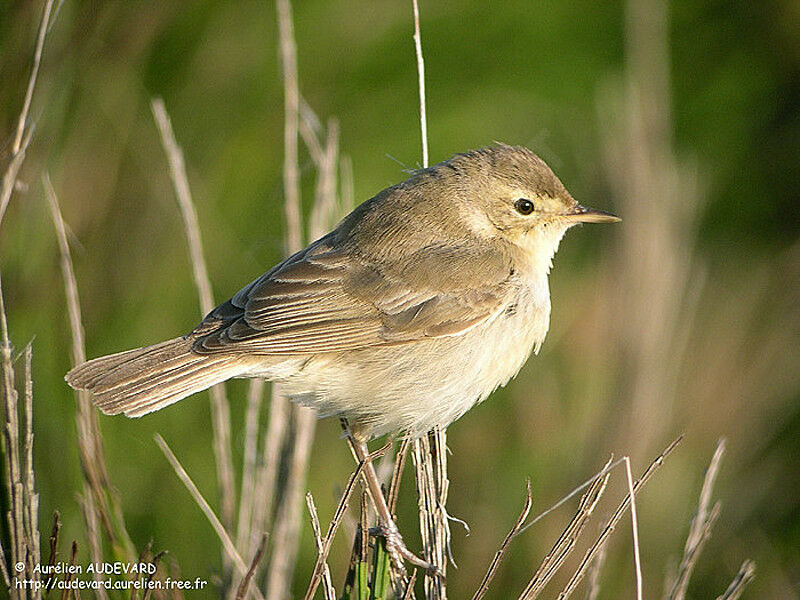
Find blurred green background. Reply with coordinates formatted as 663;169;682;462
1;0;798;597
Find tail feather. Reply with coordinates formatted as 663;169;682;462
65;337;242;417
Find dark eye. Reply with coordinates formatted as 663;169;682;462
514;198;535;215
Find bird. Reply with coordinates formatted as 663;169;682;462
66;143;619;573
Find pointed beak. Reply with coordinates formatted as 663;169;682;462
562;205;621;224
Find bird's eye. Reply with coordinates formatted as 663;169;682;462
514;198;535;215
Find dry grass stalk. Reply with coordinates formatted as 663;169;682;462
45;174;138;568
235;379;265;554
623;457;644;600
387;436;412;517
0;0;55;226
151;98;236;541
46;512;61;581
412;429;449;600
557;436;682;599
518;459;611;600
304;494;336;600
63;540;78;600
715;560;755;600
301;459;364;600
154;434;265;600
411;0;429;168
236;534;268;600
1;277;38;599
667;438;726;600
471;480;533;600
264;407;316;600
22;345;41;588
0;5;56;589
248;384;289;558
276;0;302;256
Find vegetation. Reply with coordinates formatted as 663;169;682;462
1;0;797;598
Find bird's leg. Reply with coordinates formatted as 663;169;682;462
346;430;438;576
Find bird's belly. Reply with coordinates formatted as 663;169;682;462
275;285;550;439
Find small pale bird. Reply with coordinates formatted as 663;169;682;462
66;144;619;572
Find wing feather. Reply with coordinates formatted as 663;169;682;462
190;236;514;356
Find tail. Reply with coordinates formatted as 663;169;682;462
65;337;241;417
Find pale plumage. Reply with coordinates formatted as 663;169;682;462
66;144;618;440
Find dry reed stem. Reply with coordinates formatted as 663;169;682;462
412;429;449;600
0;0;54;226
557;436;682;599
12;0;54;154
276;0;302;256
235;379;265;555
667;438;726;600
150;98;236;540
388;436;412;517
308;119;340;241
402;570;419;600
0;3;56;586
0;128;32;229
623;457;643;600
0;274;24;598
22;345;40;586
301;460;364;600
715;560;755;600
154;434;265;600
518;459;611;600
412;0;429;168
61;540;78;600
249;384;288;558
264;407;317;600
472;480;533;600
236;534;268;600
45;174;138;569
303;494;335;600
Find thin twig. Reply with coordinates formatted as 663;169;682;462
23;344;42;592
715;560;755;600
265;407;317;600
518;459;611;600
472;480;533;600
412;428;449;599
154;434;265;600
236;379;264;554
557;436;683;599
624;457;643;600
411;0;429;168
668;438;726;600
13;0;54;154
388;436;412;517
0;271;24;596
150;98;236;538
519;456;630;536
236;534;268;600
303;493;336;600
0;0;55;227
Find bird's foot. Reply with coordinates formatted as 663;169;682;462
374;520;441;579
